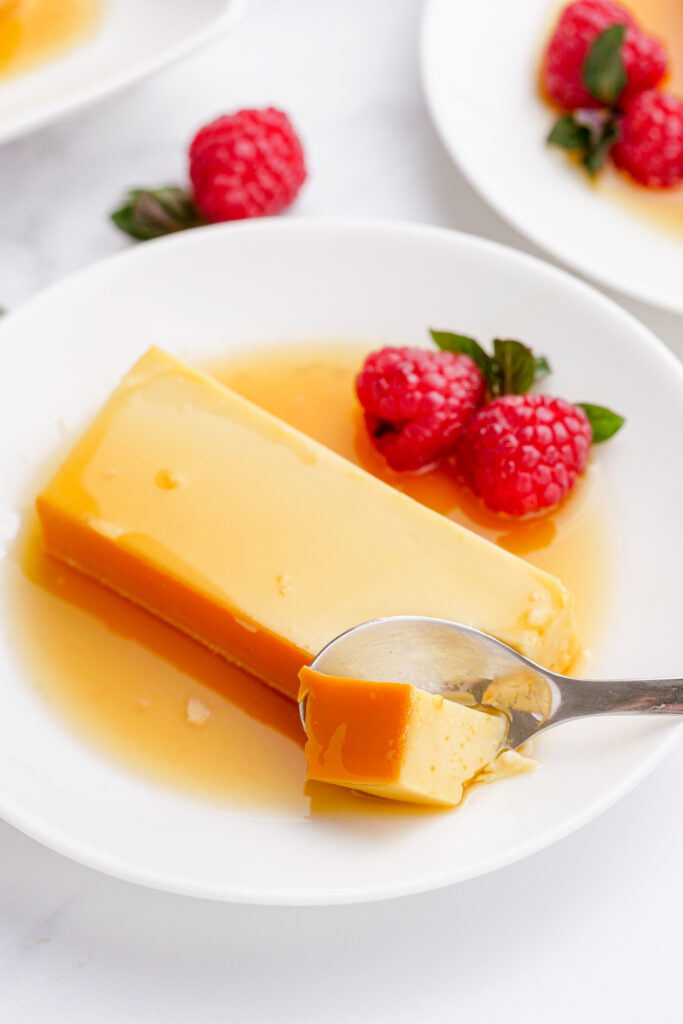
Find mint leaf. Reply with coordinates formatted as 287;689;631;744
534;355;551;382
431;330;550;396
547;115;591;151
583;116;621;175
577;403;625;443
493;339;536;395
548;109;621;177
111;187;204;241
430;330;492;379
583;24;627;105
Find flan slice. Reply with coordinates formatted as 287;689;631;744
37;347;578;700
299;667;511;806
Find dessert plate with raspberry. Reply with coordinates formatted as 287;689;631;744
0;219;680;904
0;0;244;145
421;0;683;314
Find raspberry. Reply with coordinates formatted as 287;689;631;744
612;89;683;187
188;108;306;222
457;395;592;516
356;347;486;472
544;0;666;110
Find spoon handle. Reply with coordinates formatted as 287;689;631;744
553;677;683;724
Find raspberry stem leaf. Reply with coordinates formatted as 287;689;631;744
548;110;621;176
431;330;551;397
547;116;592;150
430;331;492;379
534;355;551;381
492;339;537;395
577;403;625;442
111;188;205;241
582;24;627;105
582;116;621;175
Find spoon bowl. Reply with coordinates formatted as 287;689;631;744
304;616;683;749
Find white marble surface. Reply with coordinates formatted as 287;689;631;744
1;1;681;1020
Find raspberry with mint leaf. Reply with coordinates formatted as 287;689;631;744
544;0;667;111
112;108;307;241
356;332;550;472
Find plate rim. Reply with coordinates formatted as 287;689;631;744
5;216;683;378
0;0;246;146
1;216;681;905
0;714;679;905
419;0;683;317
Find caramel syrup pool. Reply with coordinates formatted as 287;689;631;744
0;0;101;78
4;344;614;816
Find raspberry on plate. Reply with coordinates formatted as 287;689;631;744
457;394;593;517
189;108;307;222
544;0;667;110
111;108;307;241
356;347;486;472
612;89;683;188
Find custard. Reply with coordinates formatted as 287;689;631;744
36;347;579;709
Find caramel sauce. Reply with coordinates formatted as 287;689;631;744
600;0;683;236
300;669;412;785
633;0;683;94
542;0;683;237
4;343;614;816
0;0;100;78
7;519;311;814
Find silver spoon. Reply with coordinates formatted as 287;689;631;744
300;616;683;749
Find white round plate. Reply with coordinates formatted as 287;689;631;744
0;219;680;904
0;0;244;145
421;0;683;314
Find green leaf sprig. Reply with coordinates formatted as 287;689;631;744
548;108;621;176
582;24;628;105
430;330;550;397
430;329;625;444
576;403;625;442
111;188;205;242
546;24;628;176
